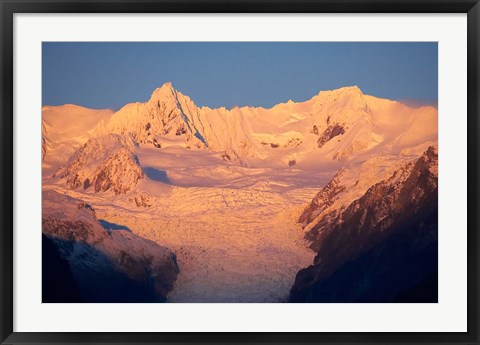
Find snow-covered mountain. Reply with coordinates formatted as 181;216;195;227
44;83;437;169
290;146;438;302
298;154;413;230
54;134;144;195
41;83;438;302
42;105;114;174
42;83;437;194
42;190;179;302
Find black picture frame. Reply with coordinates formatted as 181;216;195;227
1;1;479;344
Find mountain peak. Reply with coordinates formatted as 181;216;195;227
149;82;177;101
160;81;174;90
342;85;362;93
311;85;367;114
317;85;363;97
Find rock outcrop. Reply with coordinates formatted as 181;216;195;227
316;123;346;148
290;147;438;302
42;190;179;302
55;134;144;195
87;83;437;166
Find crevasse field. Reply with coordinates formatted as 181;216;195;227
42;84;438;302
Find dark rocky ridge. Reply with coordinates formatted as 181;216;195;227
290;147;438;302
42;234;83;302
299;169;346;227
317;123;346;148
42;190;179;302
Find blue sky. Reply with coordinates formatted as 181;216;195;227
42;42;437;110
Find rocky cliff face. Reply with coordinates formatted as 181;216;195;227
42;190;179;302
97;83;208;150
54;134;144;195
41;121;50;162
290;147;438;302
42;234;83;302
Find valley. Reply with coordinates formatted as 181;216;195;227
43;149;331;302
42;83;438;302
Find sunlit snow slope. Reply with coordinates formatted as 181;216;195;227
42;83;437;302
42;105;114;175
89;83;437;168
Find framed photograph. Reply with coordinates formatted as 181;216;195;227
1;0;479;344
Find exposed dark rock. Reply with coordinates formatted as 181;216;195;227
42;190;179;302
290;147;438;302
128;192;153;208
41;121;51;162
42;138;48;162
56;134;144;195
317;124;345;148
152;138;161;148
175;125;187;136
286;138;302;148
299;170;346;227
291;200;437;302
92;150;143;195
42;234;83;303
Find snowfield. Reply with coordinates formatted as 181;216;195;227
44;157;326;302
42;83;438;302
107;185;319;303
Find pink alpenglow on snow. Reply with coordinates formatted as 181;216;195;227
42;83;438;303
